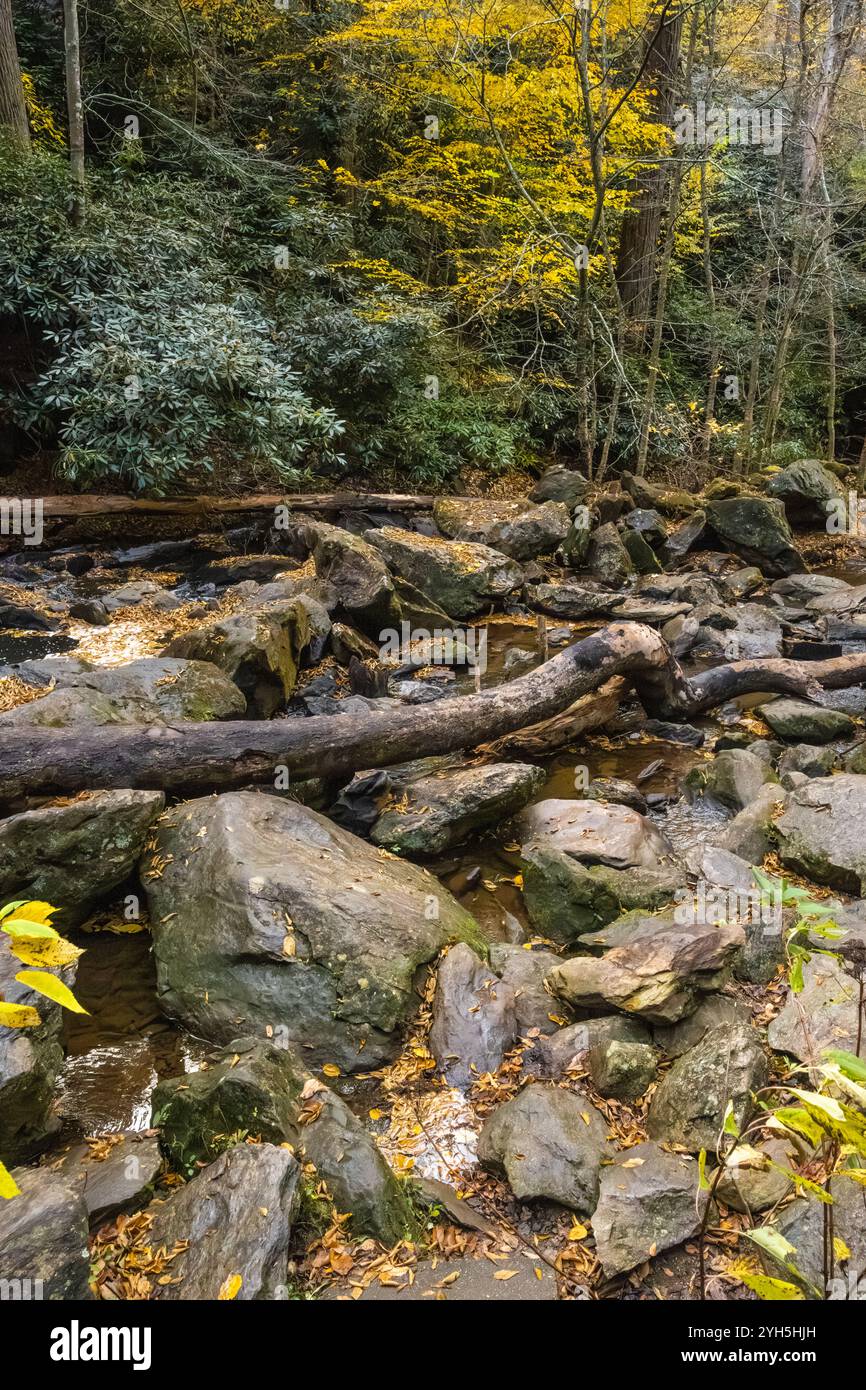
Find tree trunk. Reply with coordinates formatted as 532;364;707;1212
63;0;85;226
2;623;866;802
615;4;684;330
0;0;29;149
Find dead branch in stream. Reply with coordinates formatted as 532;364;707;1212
1;622;865;803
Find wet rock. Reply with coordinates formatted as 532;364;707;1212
0;1166;92;1299
767;459;843;524
587;1039;658;1100
516;798;674;871
52;1132;162;1226
654;993;753;1058
0;936;69;1162
768;955;860;1060
148;1143;300;1300
683;845;756;893
153;1037;412;1242
714;1139;795;1215
776;774;866;893
429;943;517;1086
439;499;571;561
102;579;182;612
196;555;294;586
521;841;680;943
524;1015;651;1079
642;718;706;747
303;521;399;636
587;777;647;813
477;1083;611;1214
720;783;786;863
551;917;744;1024
610;599;689;624
647;1023;768;1151
845;741;866;774
587;522;634;587
0;789;164;927
366;526;523;620
805;582;866;617
683;748;778;812
144;792;482;1071
488;943;566;1035
163;609;296;716
529;465;589;508
592;1142;708;1278
637;572;727;607
621;472;700;516
758;698;855;744
370;762;545;856
529;581;612;619
705;497;805;576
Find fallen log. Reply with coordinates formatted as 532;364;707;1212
1;623;865;801
25;490;436;520
476;678;629;759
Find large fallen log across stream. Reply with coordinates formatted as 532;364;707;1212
2;622;866;801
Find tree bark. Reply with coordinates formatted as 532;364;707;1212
63;0;85;226
0;0;29;148
2;623;866;802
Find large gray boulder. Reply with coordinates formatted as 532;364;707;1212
550;916;744;1024
776;775;866;893
429;944;517;1087
521;841;680;943
524;1015;651;1079
152;1037;412;1242
433;497;570;560
143;792;482;1071
587;523;634;588
767;459;843;524
304;521;399;636
720;783;785;863
488;943;568;1036
647;1022;768;1151
0;1166;92;1299
0;657;246;728
684;748;778;812
148;1143;300;1300
592;1142;708;1278
758;698;855;744
528;582;613;619
705;497;805;576
516;799;675;871
529;465;588;509
477;1084;611;1214
365;526;522;619
163;610;297;717
0;789;164;926
371;762;544;856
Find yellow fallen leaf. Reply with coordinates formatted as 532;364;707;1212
322;1063;341;1078
368;1108;383;1121
4;901;57;926
14;970;88;1014
218;1273;242;1300
0;1160;21;1199
493;1270;519;1280
0;1000;41;1028
11;936;82;969
567;1223;588;1241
